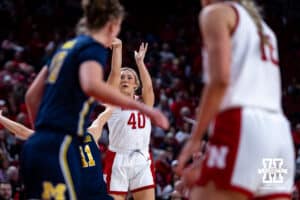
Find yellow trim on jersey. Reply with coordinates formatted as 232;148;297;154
62;40;77;50
47;51;67;84
59;136;76;200
77;97;95;136
84;135;92;143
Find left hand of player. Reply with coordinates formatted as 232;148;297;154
134;42;148;65
111;38;122;49
175;138;201;176
181;158;202;188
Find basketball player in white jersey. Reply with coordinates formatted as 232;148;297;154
88;39;155;200
175;0;295;200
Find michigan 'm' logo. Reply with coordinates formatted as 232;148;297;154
42;182;66;200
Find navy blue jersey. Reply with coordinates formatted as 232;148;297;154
35;35;108;137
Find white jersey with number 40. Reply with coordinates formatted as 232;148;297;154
203;2;282;112
107;108;151;151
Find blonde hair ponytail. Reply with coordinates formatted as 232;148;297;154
232;0;268;45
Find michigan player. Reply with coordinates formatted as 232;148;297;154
0;110;111;199
176;0;294;200
22;0;169;199
88;39;156;200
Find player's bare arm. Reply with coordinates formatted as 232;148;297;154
87;106;114;142
176;4;236;174
107;38;122;88
0;110;34;140
135;43;155;107
25;66;48;127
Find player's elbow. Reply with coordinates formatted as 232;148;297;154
25;89;34;107
87;126;102;140
81;83;94;97
142;84;153;94
217;78;229;87
210;75;229;89
87;126;97;136
81;79;99;97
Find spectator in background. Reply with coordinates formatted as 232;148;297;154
293;124;300;156
175;122;190;145
155;93;174;125
1;33;24;54
288;78;300;96
0;130;11;163
42;31;63;66
0;181;12;200
6;166;19;199
160;43;175;63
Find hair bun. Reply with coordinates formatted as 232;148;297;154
81;0;124;30
82;0;111;14
81;0;90;13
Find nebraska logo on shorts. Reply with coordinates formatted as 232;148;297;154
207;145;229;169
258;158;288;184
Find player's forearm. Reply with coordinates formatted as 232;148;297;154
0;115;34;140
88;107;113;142
93;108;112;126
137;61;153;91
136;61;154;106
107;45;122;87
25;94;42;128
25;98;38;127
191;82;228;140
87;124;104;142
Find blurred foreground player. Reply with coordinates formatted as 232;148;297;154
176;0;294;199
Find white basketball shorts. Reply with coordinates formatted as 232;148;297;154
103;147;155;194
197;107;295;199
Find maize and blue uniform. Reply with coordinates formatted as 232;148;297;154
80;133;113;200
21;35;111;199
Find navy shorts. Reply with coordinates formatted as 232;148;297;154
21;131;82;199
80;133;113;200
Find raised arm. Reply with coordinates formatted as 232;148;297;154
25;66;48;128
0;110;34;140
134;43;154;107
107;38;122;88
87;106;113;142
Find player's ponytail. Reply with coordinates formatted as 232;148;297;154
81;0;125;31
232;0;268;45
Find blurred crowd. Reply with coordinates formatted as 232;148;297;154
0;0;299;199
